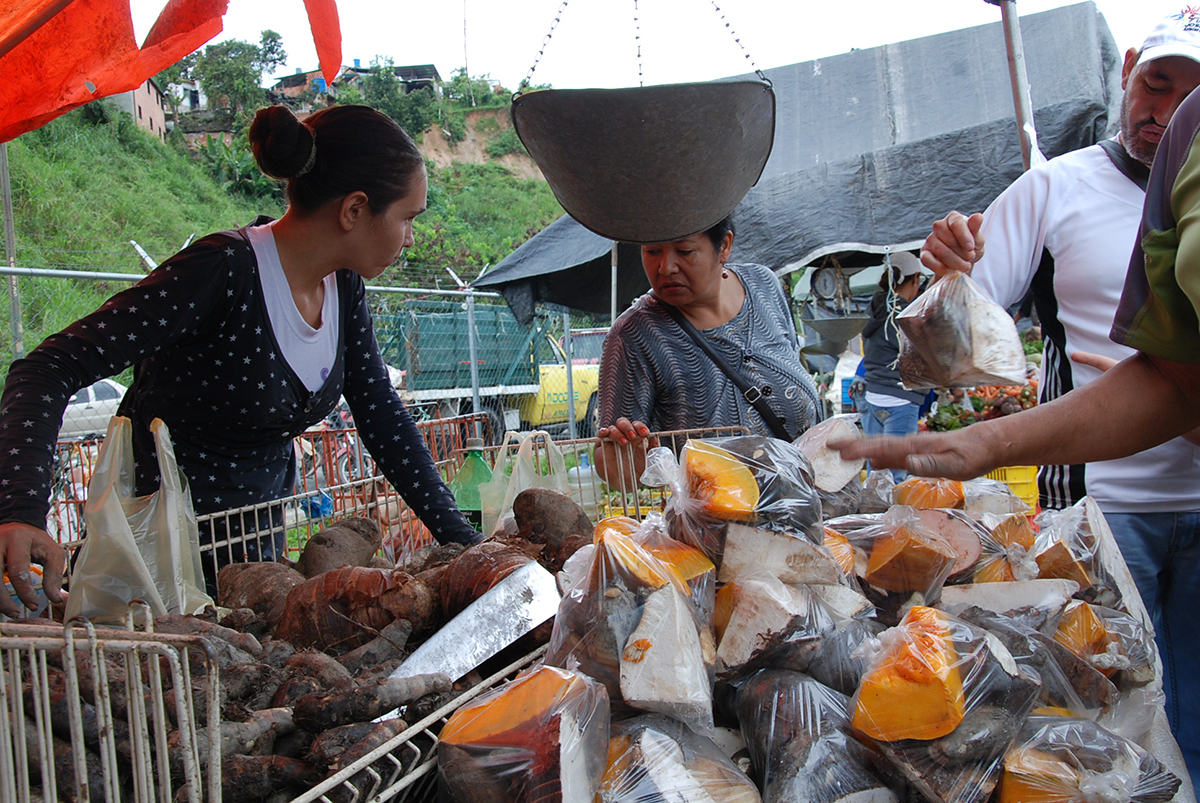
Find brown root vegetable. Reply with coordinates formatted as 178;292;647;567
284;651;355;691
270;675;325;709
169;707;294;765
221;662;281;702
337;618;413;675
400;542;467;575
293;673;451;731
439;541;536;618
296;517;383;578
274;568;437;653
22;720;118;803
320;720;411;803
307;722;382;770
219;608;270;640
217;562;307;629
153;613;263;666
221;755;322;803
258;638;297;669
513;487;593;570
353;658;404;685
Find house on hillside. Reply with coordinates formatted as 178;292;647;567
109;77;168;141
333;61;443;97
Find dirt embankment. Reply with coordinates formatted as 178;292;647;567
417;108;545;181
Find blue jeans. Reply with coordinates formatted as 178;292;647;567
1104;511;1200;785
861;400;919;482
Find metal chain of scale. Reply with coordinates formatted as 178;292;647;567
517;0;770;91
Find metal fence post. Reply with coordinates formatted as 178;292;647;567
563;310;576;439
0;143;24;360
465;287;483;439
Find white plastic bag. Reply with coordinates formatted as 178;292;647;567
479;430;570;538
65;417;212;623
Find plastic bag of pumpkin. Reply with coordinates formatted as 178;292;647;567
438;665;610;803
849;605;1042;803
998;714;1180;803
1032;498;1123;609
648;436;823;563
544;523;717;734
596;714;761;802
735;667;899;803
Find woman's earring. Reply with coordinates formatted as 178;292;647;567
722;267;730;279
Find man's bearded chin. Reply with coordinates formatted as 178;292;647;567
1121;93;1157;166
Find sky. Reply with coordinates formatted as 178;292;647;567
127;0;1194;91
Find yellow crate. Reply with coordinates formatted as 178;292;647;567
985;465;1039;509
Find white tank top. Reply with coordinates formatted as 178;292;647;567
246;223;338;392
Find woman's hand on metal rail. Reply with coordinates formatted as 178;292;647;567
0;521;66;617
594;418;659;493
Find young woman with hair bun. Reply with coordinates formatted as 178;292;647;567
0;104;482;614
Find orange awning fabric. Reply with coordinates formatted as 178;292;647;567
0;0;342;143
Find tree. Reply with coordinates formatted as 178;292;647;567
191;31;288;119
358;57;438;139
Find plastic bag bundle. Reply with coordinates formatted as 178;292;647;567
962;477;1029;515
438;665;610;803
662;436;823;562
629;511;717;626
545;528;715;733
596;714;761;802
795;414;865;495
817;472;864;520
959;608;1116;719
853;506;960;618
713;567;842;678
1052;601;1157;690
896;270;1027;389
850;606;1041;803
804;613;888;697
859;470;896;514
1033;500;1122;609
998;714;1180;803
973;513;1039;584
735;668;897;803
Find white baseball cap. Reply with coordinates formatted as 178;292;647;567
891;251;924;278
1138;8;1200;66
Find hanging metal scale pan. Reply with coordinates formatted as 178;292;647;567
511;81;776;244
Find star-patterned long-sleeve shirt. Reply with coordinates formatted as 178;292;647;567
0;221;478;546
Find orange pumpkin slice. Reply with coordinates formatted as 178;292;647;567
824;528;856;575
865;524;957;592
683;440;760;520
975;514;1036;583
441;665;587;746
1035;540;1093;592
1053;601;1115;677
998;746;1080;803
893;477;965;509
852;606;965;741
594;516;640;541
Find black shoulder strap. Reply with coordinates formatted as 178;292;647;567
1098;139;1149;191
662;303;793;441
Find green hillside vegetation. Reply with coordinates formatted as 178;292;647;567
1;102;563;373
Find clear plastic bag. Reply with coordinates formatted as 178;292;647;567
850;606;1042;803
963;477;1029;515
998;714;1181;803
896;270;1027;389
1033;499;1122;609
853;506;960;619
438;665;610;803
735;668;897;803
893;477;965;510
479;430;570;538
795;413;864;494
65;417;212;624
663;436;823;562
973;513;1039;584
859;470;896;514
713;566;840;678
544;528;715;734
1052;601;1157;691
630;510;717;627
596;714;761;802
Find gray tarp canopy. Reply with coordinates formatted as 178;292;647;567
477;1;1122;325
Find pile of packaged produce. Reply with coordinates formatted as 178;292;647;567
436;431;1183;803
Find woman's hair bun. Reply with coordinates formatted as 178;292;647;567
249;106;317;180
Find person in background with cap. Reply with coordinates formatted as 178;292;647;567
858;9;1200;777
859;251;927;481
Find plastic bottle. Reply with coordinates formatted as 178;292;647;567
448;437;493;532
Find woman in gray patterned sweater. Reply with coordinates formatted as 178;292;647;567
594;216;821;488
